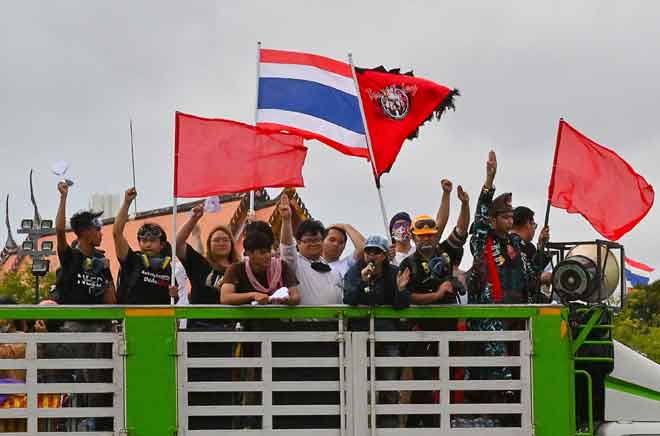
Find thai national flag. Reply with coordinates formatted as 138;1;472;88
624;256;654;293
256;48;369;158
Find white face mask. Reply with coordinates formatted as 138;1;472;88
391;224;411;242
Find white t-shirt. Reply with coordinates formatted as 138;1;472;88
280;243;343;305
393;243;416;267
329;251;357;278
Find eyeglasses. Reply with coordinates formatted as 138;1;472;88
310;261;331;273
530;222;538;230
414;219;436;231
300;237;322;244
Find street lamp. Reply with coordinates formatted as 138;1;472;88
17;219;55;304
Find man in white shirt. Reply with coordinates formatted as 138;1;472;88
322;224;365;278
278;194;343;305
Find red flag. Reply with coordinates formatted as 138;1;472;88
355;67;457;181
548;119;654;240
174;112;307;198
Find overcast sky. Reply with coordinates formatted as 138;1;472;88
2;1;659;278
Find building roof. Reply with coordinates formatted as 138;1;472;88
0;189;312;282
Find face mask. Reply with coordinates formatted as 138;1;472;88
141;255;172;271
391;224;411;242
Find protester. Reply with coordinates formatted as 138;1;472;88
389;212;415;267
220;220;300;306
466;151;540;418
397;187;469;428
53;181;115;431
279;194;343;305
511;206;552;289
343;235;411;428
322;223;365;278
113;188;178;305
54;182;116;305
176;204;240;315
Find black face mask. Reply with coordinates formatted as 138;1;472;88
311;261;331;273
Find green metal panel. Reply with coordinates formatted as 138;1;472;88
174;304;542;319
605;376;660;402
532;308;575;436
124;309;177;436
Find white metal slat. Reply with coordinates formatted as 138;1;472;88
176;325;534;435
0;330;124;433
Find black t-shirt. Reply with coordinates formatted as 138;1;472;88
118;248;172;305
182;244;224;305
399;240;463;304
56;245;112;305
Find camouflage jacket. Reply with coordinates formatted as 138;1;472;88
468;186;540;304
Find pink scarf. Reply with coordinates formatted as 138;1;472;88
244;258;283;294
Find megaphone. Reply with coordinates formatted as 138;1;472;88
552;243;620;303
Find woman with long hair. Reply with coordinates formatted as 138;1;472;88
175;203;240;324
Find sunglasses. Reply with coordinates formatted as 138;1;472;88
310;261;331;273
414;219;436;231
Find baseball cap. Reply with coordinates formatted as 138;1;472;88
411;215;438;235
364;235;390;253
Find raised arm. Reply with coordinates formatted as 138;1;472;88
435;179;452;236
176;204;203;261
333;224;366;261
455;185;471;237
113;188;136;262
55;182;70;254
485;150;496;190
279;194;293;246
278;194;298;271
470;151;497;256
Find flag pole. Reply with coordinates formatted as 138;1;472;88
348;53;390;237
171;116;178;304
129;118;138;217
544;117;564;228
250;41;262;214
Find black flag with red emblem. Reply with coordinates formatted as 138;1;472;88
354;66;458;184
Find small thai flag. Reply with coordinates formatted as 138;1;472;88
256;48;369;158
624;256;654;293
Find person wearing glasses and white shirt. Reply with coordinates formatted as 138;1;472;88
278;194;343;305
